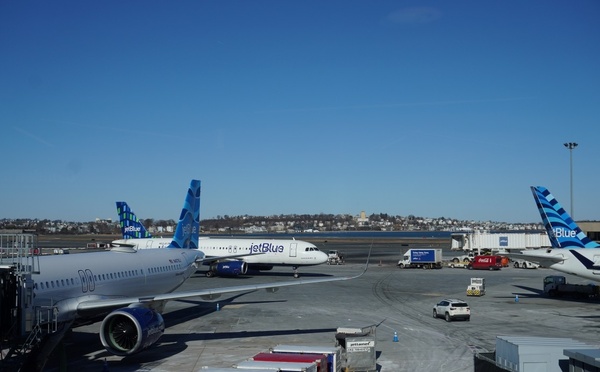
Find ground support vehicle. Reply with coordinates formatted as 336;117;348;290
467;255;503;270
543;275;600;298
448;262;467;268
451;253;475;263
327;250;344;265
513;259;540;269
433;299;470;322
466;277;485;296
397;248;442;269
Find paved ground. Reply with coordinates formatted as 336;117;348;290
40;241;600;371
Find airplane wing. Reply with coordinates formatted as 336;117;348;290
198;252;264;263
505;250;567;268
77;263;368;312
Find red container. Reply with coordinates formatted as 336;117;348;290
253;352;328;372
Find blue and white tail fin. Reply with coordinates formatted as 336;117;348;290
531;186;599;248
168;179;201;249
116;202;153;239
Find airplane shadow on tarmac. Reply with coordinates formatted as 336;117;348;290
506;285;600;305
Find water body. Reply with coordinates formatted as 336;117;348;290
212;230;453;239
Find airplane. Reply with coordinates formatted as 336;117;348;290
507;186;600;282
15;180;367;371
113;201;329;278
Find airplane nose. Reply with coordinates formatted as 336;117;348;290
317;251;328;263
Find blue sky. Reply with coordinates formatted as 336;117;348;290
1;1;599;223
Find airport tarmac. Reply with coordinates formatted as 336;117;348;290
42;241;600;372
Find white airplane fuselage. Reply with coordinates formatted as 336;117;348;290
514;248;600;282
111;237;328;267
32;247;201;324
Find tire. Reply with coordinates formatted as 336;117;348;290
514;262;519;268
445;313;451;322
205;270;215;278
466;316;470;322
463;258;470;263
452;258;459;263
398;264;404;269
433;309;437;318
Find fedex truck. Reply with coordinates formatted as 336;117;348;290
397;249;443;269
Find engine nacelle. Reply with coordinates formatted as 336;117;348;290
213;260;248;276
100;307;165;356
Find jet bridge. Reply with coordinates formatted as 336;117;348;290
0;233;55;370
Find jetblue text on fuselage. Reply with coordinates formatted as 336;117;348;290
553;228;577;238
250;242;284;253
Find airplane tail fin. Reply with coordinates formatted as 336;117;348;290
531;186;599;248
116;202;153;239
168;179;201;249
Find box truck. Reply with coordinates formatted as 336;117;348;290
397;248;443;269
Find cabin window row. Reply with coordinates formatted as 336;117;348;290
34;264;182;290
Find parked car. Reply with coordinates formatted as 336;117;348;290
433;299;471;322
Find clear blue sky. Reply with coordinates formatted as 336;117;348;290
1;1;599;223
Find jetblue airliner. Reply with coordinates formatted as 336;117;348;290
113;201;328;278
508;186;600;282
18;180;365;370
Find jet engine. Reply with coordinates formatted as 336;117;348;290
210;261;248;276
100;307;165;356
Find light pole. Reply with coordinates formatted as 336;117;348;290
563;142;578;218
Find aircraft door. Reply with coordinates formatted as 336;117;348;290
146;240;154;249
289;243;297;257
85;269;95;291
78;269;95;293
78;270;88;293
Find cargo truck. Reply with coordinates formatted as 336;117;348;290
543;275;600;298
397;248;443;269
467;255;502;270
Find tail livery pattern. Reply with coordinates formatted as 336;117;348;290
169;179;201;249
570;250;600;270
116;202;153;239
531;186;600;248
